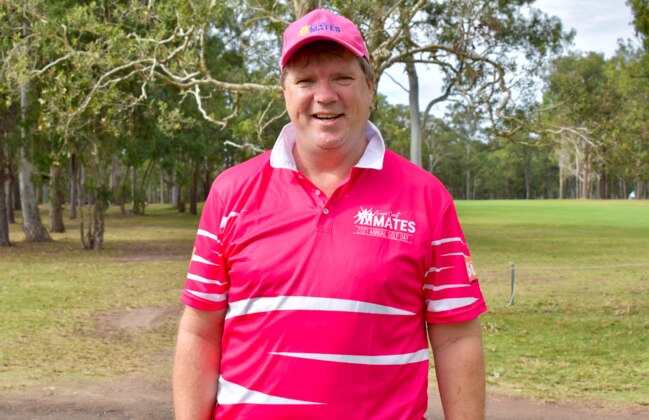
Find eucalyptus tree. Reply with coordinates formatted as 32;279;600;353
0;99;13;246
628;0;649;50
1;0;55;242
606;44;649;198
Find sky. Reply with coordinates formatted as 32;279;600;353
377;0;638;108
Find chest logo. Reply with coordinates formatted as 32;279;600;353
353;207;416;243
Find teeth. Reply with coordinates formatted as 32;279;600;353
315;114;339;120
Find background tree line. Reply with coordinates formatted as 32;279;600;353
1;0;647;248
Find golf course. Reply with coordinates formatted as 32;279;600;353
1;199;648;416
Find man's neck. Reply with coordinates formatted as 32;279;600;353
292;141;367;198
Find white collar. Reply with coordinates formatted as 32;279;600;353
269;121;386;171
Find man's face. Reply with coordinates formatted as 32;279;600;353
282;48;374;157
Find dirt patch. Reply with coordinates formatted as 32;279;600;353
77;305;182;341
102;306;181;330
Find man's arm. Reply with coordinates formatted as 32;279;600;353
428;318;485;420
173;306;227;420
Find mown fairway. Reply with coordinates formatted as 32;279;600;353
457;200;649;406
1;200;648;407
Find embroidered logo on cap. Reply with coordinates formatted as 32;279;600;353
299;21;342;37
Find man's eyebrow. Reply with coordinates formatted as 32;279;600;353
288;68;314;78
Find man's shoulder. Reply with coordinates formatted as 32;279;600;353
211;150;273;192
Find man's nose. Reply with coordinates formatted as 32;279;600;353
313;81;337;104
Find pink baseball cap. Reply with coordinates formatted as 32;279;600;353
281;9;369;69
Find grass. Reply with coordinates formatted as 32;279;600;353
455;200;649;407
0;205;197;391
1;200;648;408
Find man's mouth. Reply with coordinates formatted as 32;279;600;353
313;113;343;120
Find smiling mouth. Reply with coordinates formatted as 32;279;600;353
313;113;343;120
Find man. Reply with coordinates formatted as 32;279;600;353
174;8;486;420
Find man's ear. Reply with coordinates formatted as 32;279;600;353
368;75;376;103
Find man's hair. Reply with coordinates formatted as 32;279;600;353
280;41;374;89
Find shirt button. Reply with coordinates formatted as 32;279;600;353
314;190;321;196
323;208;330;215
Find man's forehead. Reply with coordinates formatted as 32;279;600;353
285;43;360;70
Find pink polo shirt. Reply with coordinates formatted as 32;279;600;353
181;122;487;419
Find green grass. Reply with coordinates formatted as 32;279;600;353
0;205;198;390
455;200;649;407
1;200;648;408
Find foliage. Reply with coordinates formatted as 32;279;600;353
627;0;649;50
541;47;649;198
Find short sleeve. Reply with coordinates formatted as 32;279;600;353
424;200;487;324
180;182;229;311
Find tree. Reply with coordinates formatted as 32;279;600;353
541;52;623;198
0;114;10;246
10;4;53;242
628;0;649;50
360;0;572;165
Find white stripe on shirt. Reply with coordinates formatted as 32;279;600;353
191;254;219;266
217;377;324;405
426;297;477;312
187;273;227;286
423;284;471;292
197;229;220;243
226;296;414;319
187;290;228;302
431;237;463;246
269;349;429;365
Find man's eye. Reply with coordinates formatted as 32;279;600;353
296;79;313;85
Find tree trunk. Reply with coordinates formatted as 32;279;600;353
110;155;120;197
78;164;93;250
171;157;180;207
558;155;564;199
160;162;165;204
293;0;322;17
69;153;79;219
406;61;422;167
177;184;185;214
636;179;643;199
524;164;531;199
8;154;18;223
93;197;105;250
19;78;52;242
465;142;471;200
140;159;155;214
131;166;140;214
119;165;128;215
48;163;66;232
0;135;10;246
190;161;199;216
598;169;607;199
203;158;211;201
92;160;108;251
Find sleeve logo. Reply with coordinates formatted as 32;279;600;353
465;256;478;281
